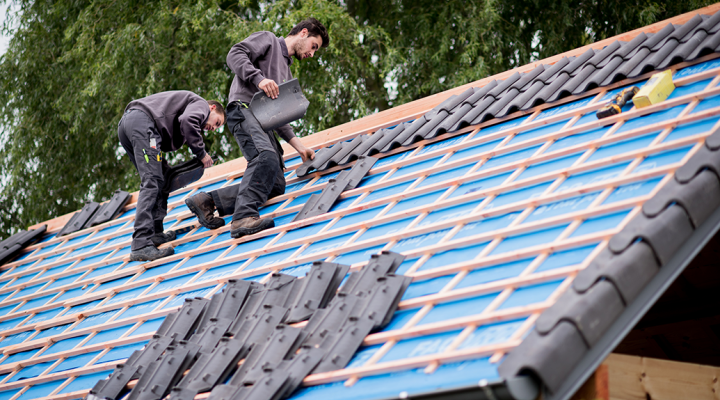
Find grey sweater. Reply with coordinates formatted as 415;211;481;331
125;91;209;159
227;31;295;142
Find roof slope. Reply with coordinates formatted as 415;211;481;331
2;7;720;400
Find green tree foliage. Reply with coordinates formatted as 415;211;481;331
0;0;713;238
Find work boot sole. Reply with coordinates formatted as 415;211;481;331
129;246;175;262
230;219;275;239
185;197;225;230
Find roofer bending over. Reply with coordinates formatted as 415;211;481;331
119;91;226;261
185;18;329;238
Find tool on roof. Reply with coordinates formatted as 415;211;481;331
249;78;310;131
633;69;675;109
596;86;639;119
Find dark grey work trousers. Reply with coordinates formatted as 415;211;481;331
118;109;170;250
209;102;286;221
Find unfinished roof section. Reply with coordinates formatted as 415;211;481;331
2;7;720;400
297;11;720;177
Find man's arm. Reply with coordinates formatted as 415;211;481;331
276;124;313;162
288;136;314;163
227;32;273;90
178;101;213;167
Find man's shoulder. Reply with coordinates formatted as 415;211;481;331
244;30;279;43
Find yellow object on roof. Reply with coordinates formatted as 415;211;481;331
633;69;676;109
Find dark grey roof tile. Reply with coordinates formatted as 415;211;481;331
435;106;469;134
340;133;380;164
535;280;624;347
573;242;658;305
650;18;700;52
297;142;345;177
515;81;550;111
544;49;596;102
693;10;720;34
621;23;676;77
669;13;720;66
687;28;720;60
518;59;572;109
371;122;410;154
403;88;480;142
600;33;651;85
383;115;429;151
560;42;622;97
643;169;720;229
578;57;625;92
595;34;649;86
659;34;708;68
0;225;47;266
639;18;703;74
498;321;588;393
439;88;476;113
58;201;101;237
446;84;500;132
464;80;498;106
324;134;368;169
675;134;720;183
402;111;449;145
710;16;720;34
496;65;547;115
486;72;522;99
608;203;694;265
465;96;496;126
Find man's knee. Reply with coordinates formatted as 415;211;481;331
139;176;163;195
255;150;281;171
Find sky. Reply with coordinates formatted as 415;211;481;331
0;2;14;55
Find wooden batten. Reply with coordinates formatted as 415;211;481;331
573;353;720;400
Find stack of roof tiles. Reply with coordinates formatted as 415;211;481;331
1;8;720;400
88;253;408;400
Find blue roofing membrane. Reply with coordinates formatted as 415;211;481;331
0;59;719;399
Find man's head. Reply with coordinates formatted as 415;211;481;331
205;100;226;131
287;18;329;61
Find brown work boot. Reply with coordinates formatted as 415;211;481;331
185;192;226;229
230;216;275;238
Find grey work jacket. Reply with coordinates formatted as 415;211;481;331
125;91;210;159
227;31;296;142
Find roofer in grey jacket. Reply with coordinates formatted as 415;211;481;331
185;18;329;238
118;91;226;261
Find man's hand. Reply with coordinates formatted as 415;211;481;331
258;78;279;99
201;153;214;168
298;147;315;163
289;137;315;163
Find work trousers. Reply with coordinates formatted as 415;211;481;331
209;102;286;220
118;109;170;250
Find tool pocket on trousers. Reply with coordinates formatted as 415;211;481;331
142;147;164;181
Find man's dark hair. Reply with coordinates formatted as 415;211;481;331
207;100;226;122
289;18;329;48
